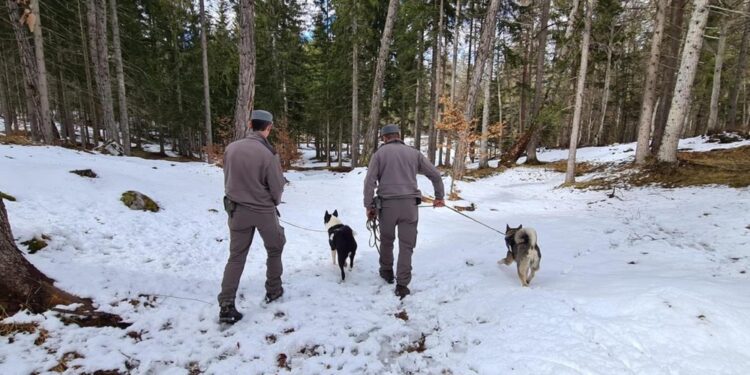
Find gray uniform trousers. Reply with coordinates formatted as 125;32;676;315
378;198;419;287
218;205;286;304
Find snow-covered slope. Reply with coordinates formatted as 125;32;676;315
1;141;749;374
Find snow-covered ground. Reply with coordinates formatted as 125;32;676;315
1;138;749;374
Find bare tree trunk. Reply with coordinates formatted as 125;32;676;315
55;49;74;143
727;0;750;130
7;0;43;142
30;0;55;143
707;19;728;133
199;0;213;157
88;0;119;147
451;0;461;102
351;0;359;166
110;0;130;154
657;0;710;163
635;0;668;165
0;52;14;133
361;0;400;162
595;28;614;146
525;0;551;163
414;31;424;150
77;0;98;147
233;0;256;140
452;0;501;179
652;0;687;154
479;53;492;168
338;120;343;167
565;0;594;184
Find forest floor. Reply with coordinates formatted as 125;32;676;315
1;124;749;374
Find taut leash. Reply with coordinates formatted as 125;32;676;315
279;219;328;233
423;195;506;236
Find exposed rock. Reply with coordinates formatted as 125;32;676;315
70;169;98;178
121;191;160;212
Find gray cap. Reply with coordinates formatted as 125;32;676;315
380;124;400;136
251;110;273;123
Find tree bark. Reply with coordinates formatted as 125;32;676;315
414;30;424;150
635;0;669;165
525;0;551;163
657;0;710;163
707;19;728;133
451;0;461;102
199;0;213;157
88;0;119;147
233;0;256;140
110;0;130;155
361;0;400;162
351;0;359;166
565;0;594;184
651;0;687;154
30;0;55;144
452;0;500;179
595;28;614;146
727;0;750;130
7;0;43;142
479;53;492;168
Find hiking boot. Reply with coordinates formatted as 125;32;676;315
219;301;243;324
395;285;410;299
264;287;284;304
379;270;394;284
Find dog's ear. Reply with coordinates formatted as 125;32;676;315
519;224;523;229
324;211;330;222
333;210;338;217
325;210;329;216
506;224;510;230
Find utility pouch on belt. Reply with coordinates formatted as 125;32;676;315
223;196;237;218
416;197;422;206
373;196;383;210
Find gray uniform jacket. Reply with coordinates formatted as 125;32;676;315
224;132;285;213
363;140;445;208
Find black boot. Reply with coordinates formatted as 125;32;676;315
219;301;243;324
395;285;410;299
264;287;284;304
379;270;394;284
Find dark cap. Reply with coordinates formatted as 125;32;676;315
251;110;273;123
380;124;400;136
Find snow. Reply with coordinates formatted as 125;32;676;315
1;138;749;374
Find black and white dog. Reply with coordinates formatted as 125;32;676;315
324;210;357;281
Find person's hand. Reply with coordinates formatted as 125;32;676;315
366;208;377;220
433;199;445;208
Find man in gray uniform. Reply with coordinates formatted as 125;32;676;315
218;109;286;324
363;124;445;298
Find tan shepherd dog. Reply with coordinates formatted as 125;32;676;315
500;225;541;287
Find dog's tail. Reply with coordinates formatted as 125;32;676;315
518;228;541;270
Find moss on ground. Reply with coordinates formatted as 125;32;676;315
121;191;160;212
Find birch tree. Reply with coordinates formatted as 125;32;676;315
565;0;595;184
635;0;669;165
657;0;710;163
361;0;400;162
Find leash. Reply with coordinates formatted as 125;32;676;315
279;219;328;233
422;195;506;236
366;217;381;254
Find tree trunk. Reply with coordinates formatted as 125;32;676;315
88;0;119;147
635;0;668;165
565;0;594;184
657;0;710;163
77;0;98;147
30;0;55;144
707;19;728;133
727;0;750;130
0;52;14;133
451;0;461;102
361;0;400;162
595;28;614;146
414;31;424;150
351;0;359;166
233;0;256;140
199;0;213;157
479;53;492;168
651;0;687;154
7;0;43;142
338;120;343;167
525;0;551;163
55;49;74;144
452;0;501;179
110;0;130;155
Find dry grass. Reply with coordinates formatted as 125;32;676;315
130;148;200;163
0;133;33;145
574;146;750;189
536;160;605;176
